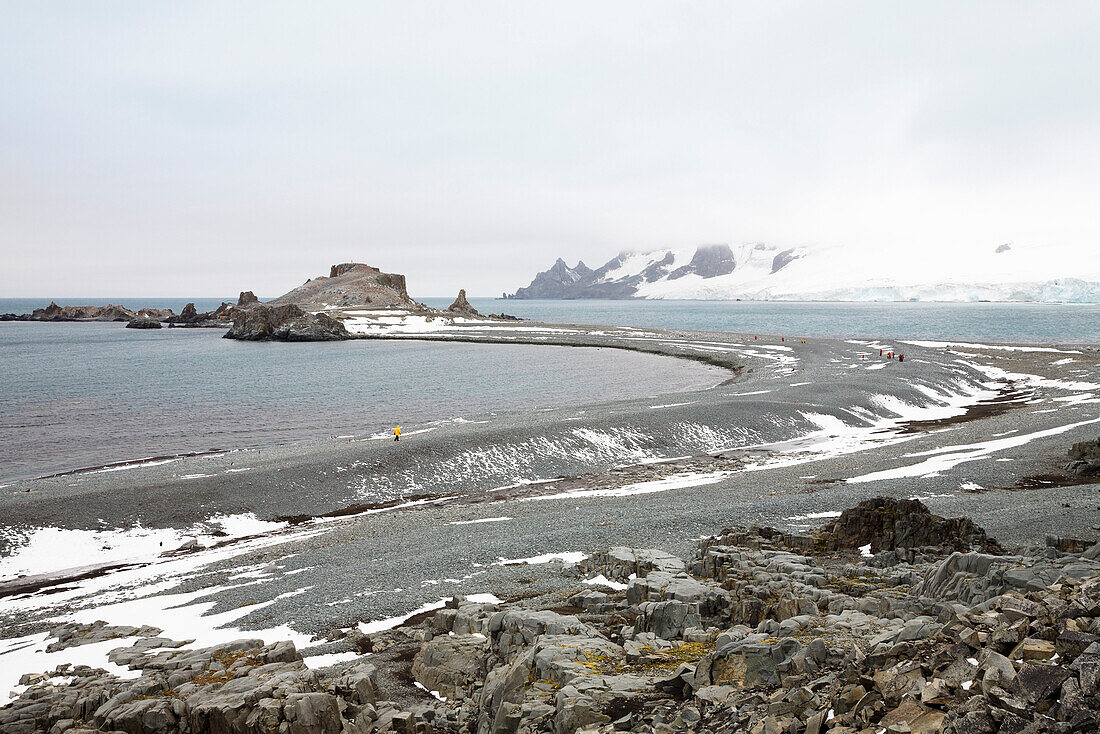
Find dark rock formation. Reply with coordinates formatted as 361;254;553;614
164;301;249;328
125;316;162;329
237;291;259;307
223;304;351;341
135;307;174;321
172;302;201;323
447;289;480;317
267;263;417;310
21;302;136;322
1;304;176;323
818;497;1003;554
771;247;803;273
668;244;736;280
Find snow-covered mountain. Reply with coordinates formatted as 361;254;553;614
508;243;1099;302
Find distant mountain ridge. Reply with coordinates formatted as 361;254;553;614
508;243;1099;302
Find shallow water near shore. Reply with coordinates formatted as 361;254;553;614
432;298;1100;344
0;323;726;482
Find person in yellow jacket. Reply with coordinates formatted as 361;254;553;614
393;426;401;442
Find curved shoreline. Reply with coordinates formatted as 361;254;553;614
0;326;1097;715
1;334;730;485
5;324;1094;536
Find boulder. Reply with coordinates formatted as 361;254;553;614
634;601;701;641
412;634;488;700
1069;437;1100;461
223;305;350;342
126;316;162;329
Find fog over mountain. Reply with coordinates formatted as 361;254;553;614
510;243;1099;302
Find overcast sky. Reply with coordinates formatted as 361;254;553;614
2;2;1097;298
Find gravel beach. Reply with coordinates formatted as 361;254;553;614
1;323;1098;686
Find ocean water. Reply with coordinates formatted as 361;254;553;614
4;298;1096;343
2;298;1095;480
421;298;1100;345
0;322;725;482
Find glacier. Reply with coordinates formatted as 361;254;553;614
509;243;1099;303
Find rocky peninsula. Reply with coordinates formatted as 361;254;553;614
1;262;522;342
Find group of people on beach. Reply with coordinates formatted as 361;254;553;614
860;348;904;362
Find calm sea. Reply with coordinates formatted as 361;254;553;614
4;298;1096;344
2;298;1096;480
424;298;1100;345
0;322;724;482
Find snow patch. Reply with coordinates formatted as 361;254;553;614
582;574;630;591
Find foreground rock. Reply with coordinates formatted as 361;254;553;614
224;304;351;341
8;498;1100;733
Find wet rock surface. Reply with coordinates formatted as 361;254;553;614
125;316;163;329
223;304;351;341
7;498;1100;733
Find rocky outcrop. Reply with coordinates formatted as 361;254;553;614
447;289;480;317
223;304;351;341
0;303;181;323
0;302;138;322
9;500;1100;734
135;308;174;321
817;497;1003;554
165;298;261;328
267;263;417;311
1067;437;1100;476
125;316;162;329
166;302;202;324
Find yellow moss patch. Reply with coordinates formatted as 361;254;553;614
190;650;263;687
579;641;716;677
